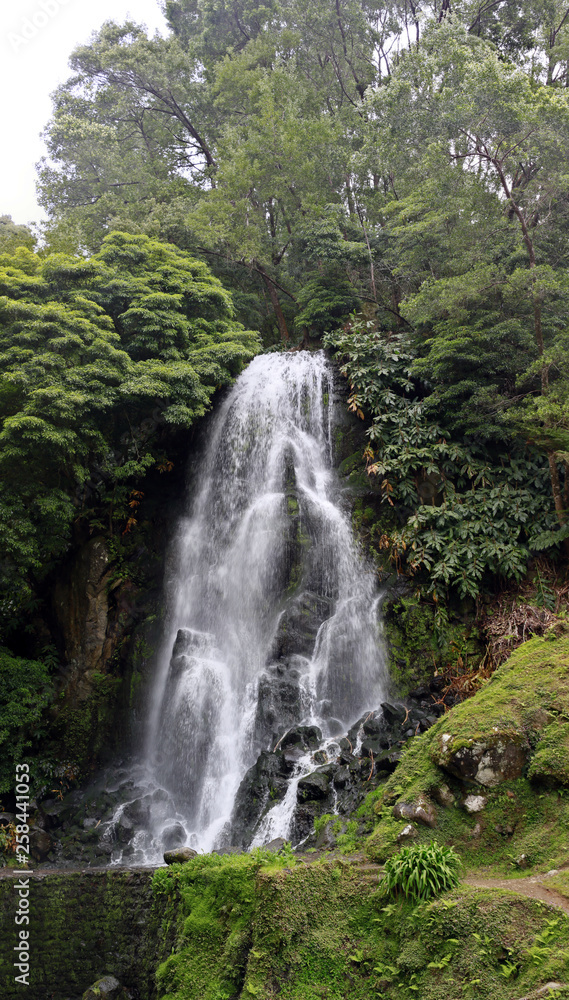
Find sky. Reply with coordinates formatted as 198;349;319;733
0;0;168;229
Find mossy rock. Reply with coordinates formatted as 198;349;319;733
366;636;569;871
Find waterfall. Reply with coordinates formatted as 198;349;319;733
107;351;387;863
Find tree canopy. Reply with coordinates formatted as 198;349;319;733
0;232;259;605
5;0;569;601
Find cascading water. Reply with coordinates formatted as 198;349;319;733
105;351;387;864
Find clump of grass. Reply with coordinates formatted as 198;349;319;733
380;841;461;903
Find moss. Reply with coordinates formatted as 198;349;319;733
528;722;569;787
0;869;169;1000
152;854;569;1000
50;672;122;778
384;595;483;693
365;636;569;873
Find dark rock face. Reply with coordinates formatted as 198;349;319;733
297;771;330;801
230;751;290;848
270;592;333;661
227;695;441;850
252;669;303;750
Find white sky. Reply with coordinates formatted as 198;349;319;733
0;0;169;228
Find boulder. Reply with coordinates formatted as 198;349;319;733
393;795;437;828
279;725;322;751
381;702;407;726
263;837;287;853
434;731;528;787
29;827;55;861
82;975;126;999
463;794;487;814
397;823;418;843
333;766;351;788
373;749;402;774
297;772;330;802
164;847;198;865
161;823;187;850
230;750;289;847
432;783;455;808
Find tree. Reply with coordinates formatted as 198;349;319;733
0;233;259;603
0;216;36;254
366;24;569;543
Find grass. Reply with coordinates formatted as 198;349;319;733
366;636;569;874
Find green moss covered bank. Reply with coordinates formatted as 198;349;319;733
152;853;569;1000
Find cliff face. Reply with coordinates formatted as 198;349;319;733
53;537;115;706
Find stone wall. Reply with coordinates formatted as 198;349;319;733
0;867;171;1000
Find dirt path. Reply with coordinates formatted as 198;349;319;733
464;875;569;915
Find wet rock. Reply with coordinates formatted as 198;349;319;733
122;797;152;826
361;736;385;756
381;702;407;726
263;837;287;853
270;592;332;660
230;750;289;848
333;766;351;788
327;718;345;736
393;795;437;828
363;716;383;736
373;749;402;774
435;731;528;787
297;772;330;802
164;847;198;864
30;828;55;861
116;814;135;844
253;671;302;749
279;725;323;751
470;821;483;839
463;794;487;814
162;823;187;850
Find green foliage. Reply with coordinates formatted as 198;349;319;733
368;636;569;872
0;647;53;793
381;842;461;903
325;315;558;599
0;233;259;605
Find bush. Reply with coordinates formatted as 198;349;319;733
381;842;461;903
0;648;54;793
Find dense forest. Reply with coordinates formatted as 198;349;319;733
3;3;569;999
3;0;569;789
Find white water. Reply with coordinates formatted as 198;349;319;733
107;351;387;863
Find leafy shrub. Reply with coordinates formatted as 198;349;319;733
380;842;461;903
324;315;559;599
0;648;54;793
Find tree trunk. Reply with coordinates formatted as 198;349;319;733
547;450;569;555
260;271;289;342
